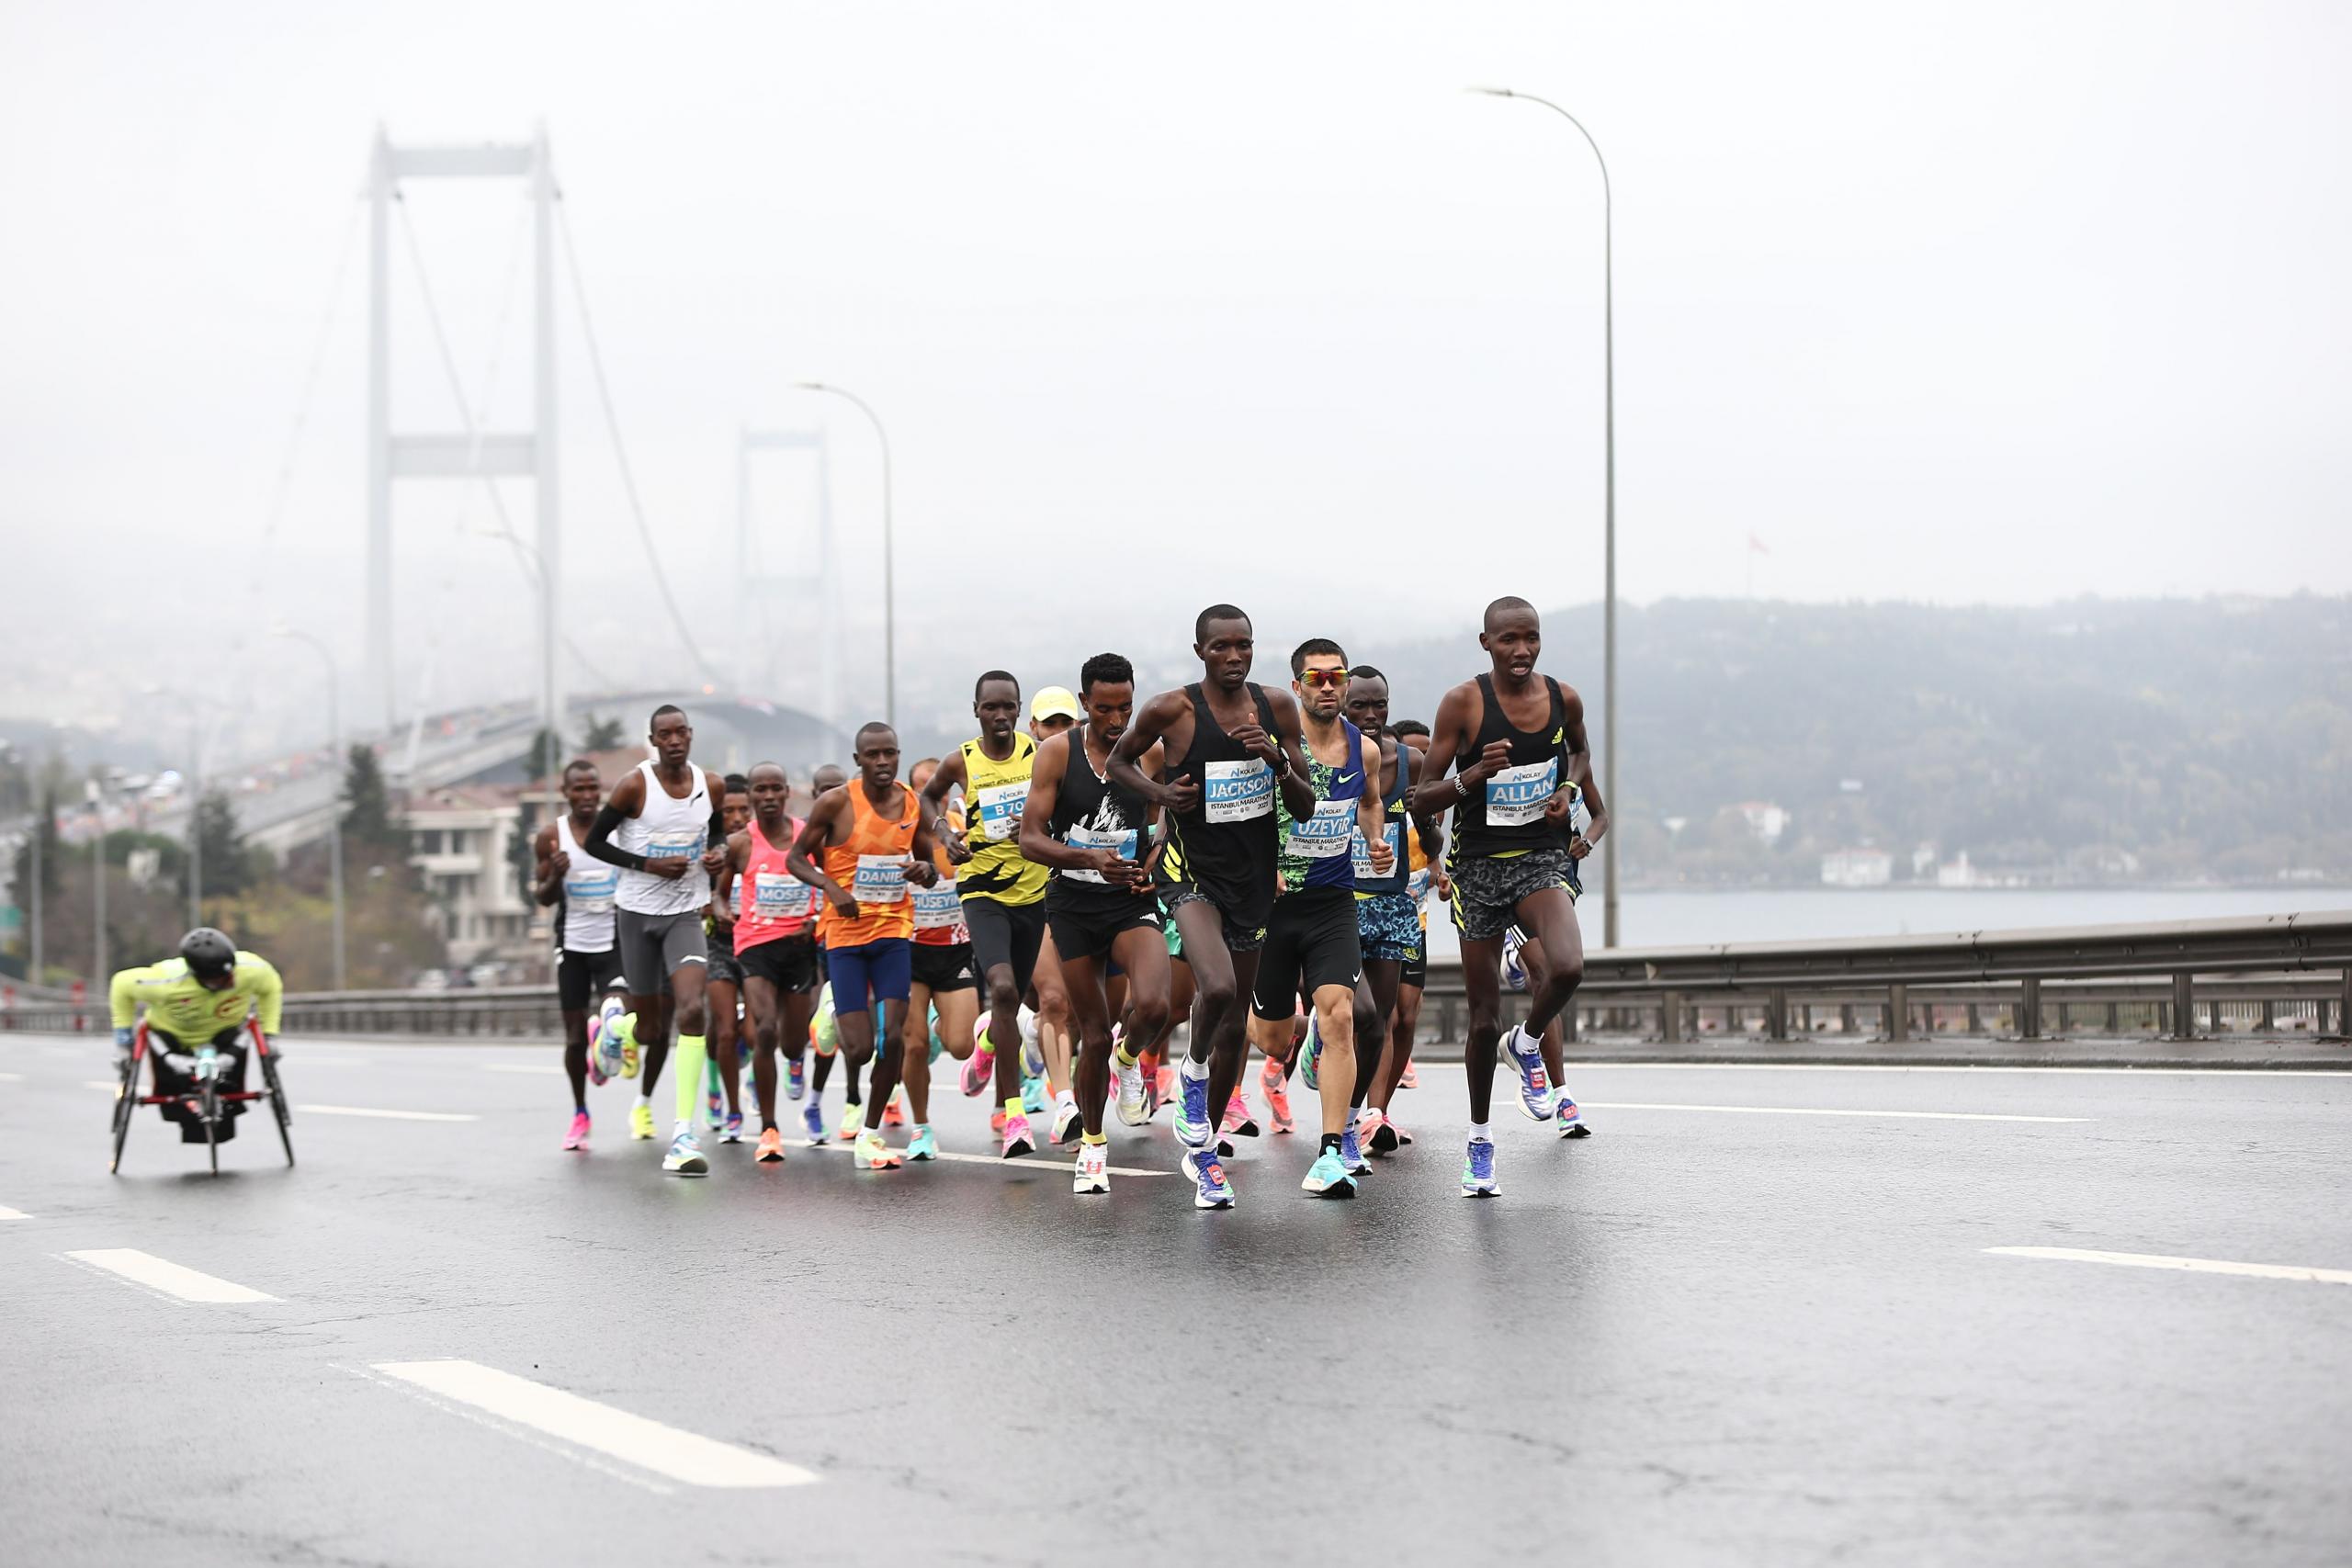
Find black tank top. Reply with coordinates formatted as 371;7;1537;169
1046;731;1157;915
1454;674;1572;860
1352;736;1411;896
1157;682;1282;920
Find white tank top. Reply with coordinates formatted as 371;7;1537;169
554;814;619;953
615;759;712;916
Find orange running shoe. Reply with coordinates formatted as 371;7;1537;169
1259;1057;1295;1134
754;1125;786;1163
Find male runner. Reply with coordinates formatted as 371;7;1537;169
1408;597;1607;1196
534;758;623;1150
899;755;979;1164
800;759;857;1136
788;722;942;1171
1017;652;1172;1195
1244;639;1392;1199
583;705;729;1176
1109;604;1317;1210
1024;685;1086;1142
1343;675;1446;1156
920;672;1053;1158
715;762;826;1164
699;773;753;1144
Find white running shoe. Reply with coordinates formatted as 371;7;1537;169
1073;1141;1109;1195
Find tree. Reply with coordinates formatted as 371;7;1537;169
581;713;625;751
526;727;567;784
342;744;402;852
188;789;254;900
8;784;61;905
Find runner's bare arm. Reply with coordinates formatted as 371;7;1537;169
713;829;750;911
1553;684;1605;843
907;809;940;888
918;749;972;862
786;793;855;915
1356;731;1395;874
1404;745;1445;859
532;823;566;906
1108;690;1198;813
1407;681;1507;816
700;769;731;874
1261;687;1320;818
1015;732;1079;870
582;769;660;872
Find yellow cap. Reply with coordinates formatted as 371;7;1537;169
1031;686;1081;721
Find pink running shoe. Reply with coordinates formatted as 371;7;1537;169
1399;1062;1419;1090
1260;1058;1295;1134
561;1111;591;1151
1001;1111;1036;1158
1156;1063;1179;1102
1222;1092;1261;1138
961;1042;997;1098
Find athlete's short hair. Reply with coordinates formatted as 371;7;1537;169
1078;652;1134;696
1194;604;1250;643
722;773;751;796
1390;718;1431;741
1347;663;1385;685
561;757;599;779
974;670;1019;702
854;721;897;750
1290;637;1348;677
649;703;686;729
748;761;786;783
1483;595;1536;630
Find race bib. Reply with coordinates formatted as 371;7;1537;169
1064;822;1139;886
973;782;1026;842
1484;759;1558;828
913;879;964;930
646;829;707;863
1285;798;1353;859
564;866;619;915
1351;820;1402;880
752;868;814;918
1203;759;1273;824
853;853;909;905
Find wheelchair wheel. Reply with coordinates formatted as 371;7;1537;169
107;1051;138;1175
262;1051;294;1168
201;1076;220;1178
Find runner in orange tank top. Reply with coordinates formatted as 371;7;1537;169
787;722;942;1171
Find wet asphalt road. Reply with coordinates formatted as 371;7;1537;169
4;1031;2349;1567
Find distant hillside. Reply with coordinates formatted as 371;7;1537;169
1363;595;2352;887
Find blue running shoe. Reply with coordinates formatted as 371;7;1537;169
1340;1118;1369;1175
1504;1025;1555;1121
720;1111;744;1145
1301;1146;1356;1198
1183;1146;1235;1209
1021;1074;1048;1115
801;1100;826;1146
1174;1068;1211;1149
1557;1091;1591;1139
1461;1136;1498;1198
786;1056;807;1101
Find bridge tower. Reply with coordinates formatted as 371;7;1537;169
736;428;840;729
365;124;561;742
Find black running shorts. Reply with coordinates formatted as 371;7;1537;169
910;941;979;993
963;896;1046;996
556;948;626;1012
1250;887;1363;1020
1047;898;1162;966
739;933;820;995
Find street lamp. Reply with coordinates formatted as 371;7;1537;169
1469;85;1622;949
86;778;107;986
274;626;347;989
794;381;896;726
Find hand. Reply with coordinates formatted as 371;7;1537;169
1159;773;1202;814
1544;787;1578;827
548;850;571;876
1228;720;1276;764
906;858;939;888
700;847;729;874
936;822;974;864
646;856;691;881
113;1025;134;1066
1431;865;1453;899
1465;739;1513;786
1085;849;1145;888
1365;836;1396;876
828;887;861;920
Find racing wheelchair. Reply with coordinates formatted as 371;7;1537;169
109;1016;293;1176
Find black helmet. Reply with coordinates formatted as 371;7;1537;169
178;927;237;982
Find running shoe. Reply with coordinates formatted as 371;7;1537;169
1155;1062;1178;1105
882;1091;907;1128
1363;1108;1401;1156
562;1110;591;1151
663;1129;709;1176
585;1022;610;1088
960;1041;996;1098
1222;1092;1260;1139
991;1105;1008;1136
837;1102;865;1142
906;1124;939;1162
1300;1016;1322;1090
801;1100;826;1145
628;1100;656;1141
1302;1146;1357;1198
854;1131;902;1170
1115;1056;1152;1126
1173;1068;1210;1150
1399;1062;1418;1090
1050;1093;1083;1146
1073;1141;1109;1195
1460;1136;1498;1198
1182;1146;1235;1210
1340;1117;1370;1175
706;1073;724;1131
786;1055;807;1101
720;1111;744;1145
755;1126;786;1163
1556;1092;1591;1139
1260;1057;1295;1134
1020;1030;1046;1080
617;1014;641;1080
1021;1075;1049;1115
1503;1024;1555;1121
1001;1112;1036;1159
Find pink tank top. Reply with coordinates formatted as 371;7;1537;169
735;817;820;951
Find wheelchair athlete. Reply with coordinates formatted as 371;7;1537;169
110;928;284;1145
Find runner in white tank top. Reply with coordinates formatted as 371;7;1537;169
533;759;628;1152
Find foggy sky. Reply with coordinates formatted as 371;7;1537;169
4;1;2349;742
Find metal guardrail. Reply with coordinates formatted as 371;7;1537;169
6;912;2346;1047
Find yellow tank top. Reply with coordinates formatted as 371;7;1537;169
956;733;1049;906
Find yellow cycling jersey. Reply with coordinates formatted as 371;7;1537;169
109;952;284;1039
955;734;1049;906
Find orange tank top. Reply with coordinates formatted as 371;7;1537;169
819;782;919;947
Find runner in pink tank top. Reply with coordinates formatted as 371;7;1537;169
716;763;828;1161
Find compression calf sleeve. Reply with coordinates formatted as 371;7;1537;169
672;1034;707;1127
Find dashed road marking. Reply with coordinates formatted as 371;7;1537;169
482;1063;561;1076
63;1247;277;1303
1985;1246;2352;1285
800;1141;1173;1178
0;1204;30;1220
368;1359;817;1488
301;1105;479;1122
1580;1101;2087;1123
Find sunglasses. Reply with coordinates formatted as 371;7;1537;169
1297;669;1349;690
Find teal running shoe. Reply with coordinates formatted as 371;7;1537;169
1021;1074;1048;1115
906;1124;939;1162
1301;1145;1357;1199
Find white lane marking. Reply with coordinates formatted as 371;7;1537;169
85;1079;121;1090
483;1063;561;1075
1555;1062;2352;1078
63;1248;278;1303
801;1142;1173;1178
301;1105;479;1122
0;1071;21;1082
0;1204;30;1220
1986;1246;2352;1285
1579;1101;2087;1123
369;1359;817;1487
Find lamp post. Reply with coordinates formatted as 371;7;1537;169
1469;85;1621;949
274;626;347;989
460;524;564;982
794;381;896;727
86;779;106;986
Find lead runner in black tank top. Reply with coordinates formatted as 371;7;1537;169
1154;681;1283;935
